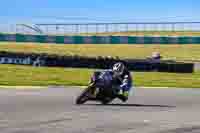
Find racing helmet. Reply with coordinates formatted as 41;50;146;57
112;62;125;76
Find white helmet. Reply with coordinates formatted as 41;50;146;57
112;62;125;76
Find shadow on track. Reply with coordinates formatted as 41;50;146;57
81;103;175;108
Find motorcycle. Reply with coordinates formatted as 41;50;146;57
76;71;120;105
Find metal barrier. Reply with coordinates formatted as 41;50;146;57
17;22;200;36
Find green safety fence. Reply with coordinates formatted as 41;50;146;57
6;34;16;41
45;36;56;43
178;37;191;44
73;36;84;44
83;36;93;44
16;34;26;42
192;37;200;44
35;35;46;43
63;36;73;44
101;36;110;44
0;33;200;44
0;33;5;41
91;36;99;44
128;37;137;44
160;37;171;44
135;37;144;44
55;36;65;44
119;36;128;44
144;37;154;44
25;35;36;42
110;36;121;44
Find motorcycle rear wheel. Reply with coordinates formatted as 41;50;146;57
101;99;111;105
101;97;114;105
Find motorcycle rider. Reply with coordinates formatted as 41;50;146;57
111;62;133;102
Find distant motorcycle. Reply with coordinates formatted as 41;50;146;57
76;71;120;105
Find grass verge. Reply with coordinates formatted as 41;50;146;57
0;42;200;61
0;64;199;88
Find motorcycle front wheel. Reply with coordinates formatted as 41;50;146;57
75;85;94;105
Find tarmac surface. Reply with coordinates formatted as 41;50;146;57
0;87;200;133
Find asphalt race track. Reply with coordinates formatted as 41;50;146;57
0;87;200;133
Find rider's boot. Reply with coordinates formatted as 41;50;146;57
117;90;129;102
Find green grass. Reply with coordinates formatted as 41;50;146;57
0;64;200;88
0;42;200;61
0;64;91;86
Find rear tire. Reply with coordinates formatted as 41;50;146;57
101;97;113;105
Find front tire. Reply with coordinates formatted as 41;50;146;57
76;86;94;105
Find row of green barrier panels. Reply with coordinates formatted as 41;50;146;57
0;34;200;44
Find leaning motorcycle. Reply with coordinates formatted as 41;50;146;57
76;71;119;105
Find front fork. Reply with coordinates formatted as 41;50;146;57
87;82;100;99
